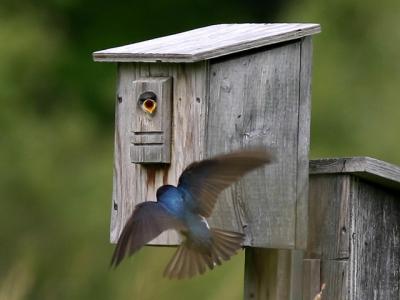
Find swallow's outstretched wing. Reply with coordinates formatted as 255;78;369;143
177;148;273;217
110;201;183;267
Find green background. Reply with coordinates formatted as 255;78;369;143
1;0;399;299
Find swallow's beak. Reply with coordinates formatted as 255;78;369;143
142;99;157;114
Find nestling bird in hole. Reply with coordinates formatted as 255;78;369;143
138;91;157;114
110;148;273;279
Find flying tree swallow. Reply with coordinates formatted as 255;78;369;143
110;148;273;279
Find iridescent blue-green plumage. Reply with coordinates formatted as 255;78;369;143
110;148;273;279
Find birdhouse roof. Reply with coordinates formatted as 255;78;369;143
310;157;400;191
93;23;321;63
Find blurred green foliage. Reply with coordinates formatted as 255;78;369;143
1;0;399;299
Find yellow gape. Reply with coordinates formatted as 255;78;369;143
142;98;157;114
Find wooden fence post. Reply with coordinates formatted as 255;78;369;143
244;249;304;300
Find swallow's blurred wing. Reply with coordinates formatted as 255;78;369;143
110;201;183;267
177;148;273;217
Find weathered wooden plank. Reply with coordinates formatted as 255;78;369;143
295;36;312;249
307;175;350;259
321;260;348;300
130;77;172;163
206;41;301;248
310;157;400;191
110;62;208;244
244;249;302;300
131;132;164;144
93;23;321;63
349;177;400;299
289;250;305;299
306;173;351;299
302;259;321;300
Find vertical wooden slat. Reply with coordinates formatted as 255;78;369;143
289;250;306;299
321;260;348;300
306;174;352;300
244;248;291;300
295;36;313;249
302;259;321;300
350;177;400;300
307;175;351;260
244;249;304;300
207;41;302;248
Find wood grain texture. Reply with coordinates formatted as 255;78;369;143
110;38;315;249
130;77;172;163
111;62;208;244
295;36;312;249
305;174;350;299
307;175;351;260
350;177;400;300
307;162;400;299
310;157;400;191
302;259;321;300
93;23;321;63
321;260;348;300
206;41;302;249
244;248;302;300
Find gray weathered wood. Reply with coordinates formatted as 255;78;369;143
306;158;400;299
206;41;302;249
310;157;400;190
131;132;164;145
111;39;315;249
296;36;313;249
244;249;302;300
130;77;172;163
104;24;319;251
302;259;321;300
307;175;351;260
111;62;208;244
350;177;400;299
93;23;321;63
321;260;348;300
307;175;351;300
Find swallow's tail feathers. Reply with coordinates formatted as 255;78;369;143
209;228;245;262
163;228;244;279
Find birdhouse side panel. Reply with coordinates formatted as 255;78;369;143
206;41;303;249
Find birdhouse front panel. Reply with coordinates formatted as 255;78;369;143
130;77;172;163
94;24;320;249
111;62;208;245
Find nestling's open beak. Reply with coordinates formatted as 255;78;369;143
142;99;157;114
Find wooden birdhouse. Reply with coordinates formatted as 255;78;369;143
93;23;321;250
304;157;400;299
